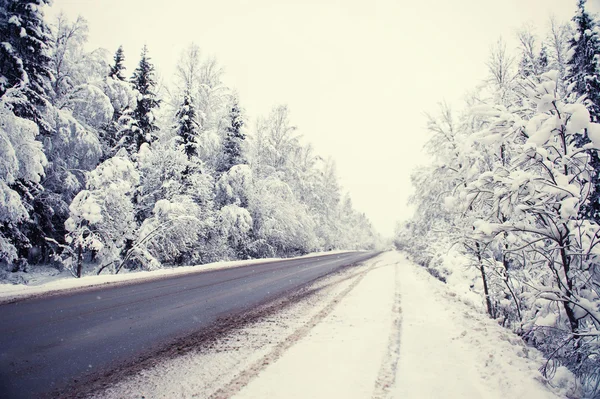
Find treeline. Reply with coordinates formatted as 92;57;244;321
396;1;600;395
0;1;379;277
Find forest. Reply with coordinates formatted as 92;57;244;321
395;1;600;395
0;0;380;280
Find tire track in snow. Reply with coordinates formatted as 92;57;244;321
208;259;382;399
372;260;403;399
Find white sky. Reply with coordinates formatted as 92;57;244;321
46;0;588;237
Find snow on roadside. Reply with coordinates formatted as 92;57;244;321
394;252;579;399
0;250;353;303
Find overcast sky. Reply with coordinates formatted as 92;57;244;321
46;0;586;237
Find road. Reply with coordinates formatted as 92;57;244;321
0;251;378;398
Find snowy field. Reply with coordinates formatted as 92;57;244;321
0;250;352;303
91;251;577;399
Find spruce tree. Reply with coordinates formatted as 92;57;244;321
175;93;200;158
218;96;246;173
109;45;126;81
0;0;53;134
127;45;160;153
567;0;600;121
0;0;54;266
566;0;600;221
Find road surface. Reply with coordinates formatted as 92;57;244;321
0;251;378;398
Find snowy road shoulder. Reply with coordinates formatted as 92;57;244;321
393;254;576;399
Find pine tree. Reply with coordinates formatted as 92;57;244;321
127;45;160;153
567;0;600;120
0;0;54;266
109;45;126;81
175;93;200;158
566;0;600;221
0;0;53;134
218;96;246;173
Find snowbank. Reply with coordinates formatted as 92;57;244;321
394;253;577;398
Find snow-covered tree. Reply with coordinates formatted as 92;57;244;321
217;95;246;173
126;45;160;154
64;151;138;277
135;140;221;263
0;91;46;267
109;45;126;81
216;164;252;208
0;0;53;134
565;0;600;222
100;65;137;161
566;0;600;122
174;93;200;158
218;204;252;259
402;35;600;393
132;197;203;268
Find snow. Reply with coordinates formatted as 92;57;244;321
234;253;397;399
90;251;576;399
559;197;579;219
586;122;600;148
0;250;353;303
564;103;590;135
393;254;575;398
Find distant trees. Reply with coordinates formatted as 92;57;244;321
397;5;600;396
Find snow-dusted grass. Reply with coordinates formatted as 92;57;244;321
92;251;575;399
0;250;352;303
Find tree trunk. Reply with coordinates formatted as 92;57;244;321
502;252;522;322
559;244;579;333
76;244;83;278
476;243;494;318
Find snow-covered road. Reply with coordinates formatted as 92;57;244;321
95;252;576;399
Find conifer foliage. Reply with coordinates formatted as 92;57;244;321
0;0;52;132
566;0;600;221
109;45;126;81
219;95;246;173
127;45;160;154
566;0;600;121
174;93;200;158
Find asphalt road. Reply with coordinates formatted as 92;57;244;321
0;251;378;398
